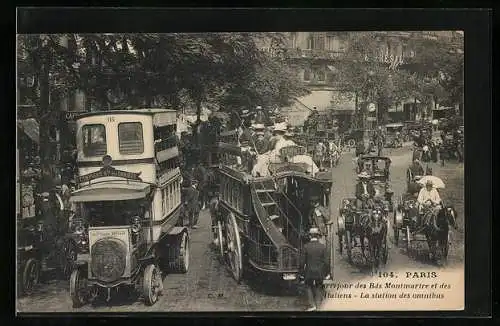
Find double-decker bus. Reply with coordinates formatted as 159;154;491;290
210;127;334;284
68;109;189;307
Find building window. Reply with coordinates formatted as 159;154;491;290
307;35;314;49
162;188;166;214
118;122;144;155
303;68;312;81
307;33;325;50
82;124;107;157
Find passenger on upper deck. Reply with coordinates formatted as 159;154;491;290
252;124;269;154
273;122;296;153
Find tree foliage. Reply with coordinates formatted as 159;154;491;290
17;33;306;118
333;32;464;116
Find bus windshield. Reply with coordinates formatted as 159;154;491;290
82;199;147;227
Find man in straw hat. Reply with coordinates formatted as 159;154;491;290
269;122;288;152
417;179;442;227
300;227;330;311
355;171;376;209
183;179;201;229
251;123;269;154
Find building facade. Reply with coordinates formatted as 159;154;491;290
280;31;463;127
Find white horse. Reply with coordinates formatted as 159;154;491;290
328;140;342;168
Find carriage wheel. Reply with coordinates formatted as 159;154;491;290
21;258;40;296
143;264;163;306
224;213;243;283
346;230;353;263
62;240;77;280
69;267;88;308
216;220;224;258
406;225;412;255
347;139;356;148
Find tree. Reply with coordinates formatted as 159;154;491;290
331;32;463;125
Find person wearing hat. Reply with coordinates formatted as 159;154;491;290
251;123;269;154
313;140;327;170
284;126;295;141
355;171;376;209
417;179;442;226
208;189;221;246
300;227;330;311
269;122;288;152
308;194;331;243
183;179;201;229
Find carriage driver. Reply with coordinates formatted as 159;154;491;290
355;171;376;209
417;179;442;226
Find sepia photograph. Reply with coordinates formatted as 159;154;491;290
16;29;465;312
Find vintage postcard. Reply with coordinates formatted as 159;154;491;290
16;30;465;312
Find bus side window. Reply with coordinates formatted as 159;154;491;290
169;183;174;211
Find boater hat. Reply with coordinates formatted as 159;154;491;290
252;123;265;130
273;122;287;132
358;171;370;179
309;227;320;235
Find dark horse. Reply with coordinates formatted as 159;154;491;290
365;207;388;275
424;205;458;264
355;205;387;274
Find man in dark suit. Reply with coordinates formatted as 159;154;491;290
355;171;376;209
193;163;209;210
183;180;201;229
308;195;331;242
300;228;330;311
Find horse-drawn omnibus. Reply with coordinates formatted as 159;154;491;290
68;109;189;307
210;131;334;284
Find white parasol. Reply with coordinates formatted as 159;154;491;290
417;175;445;189
289;155;319;175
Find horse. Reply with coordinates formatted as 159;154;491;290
424;205;458;264
366;208;388;275
328;141;341;168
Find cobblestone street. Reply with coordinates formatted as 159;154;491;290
17;145;464;313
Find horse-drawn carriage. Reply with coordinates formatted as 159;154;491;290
16;149;77;295
393;175;458;263
210;132;334;285
439;132;464;164
355;156;394;211
337;199;389;273
384;123;404;148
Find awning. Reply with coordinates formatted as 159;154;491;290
17;118;40;144
70;182;151;202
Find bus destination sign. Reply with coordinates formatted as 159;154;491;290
77;166;142;183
